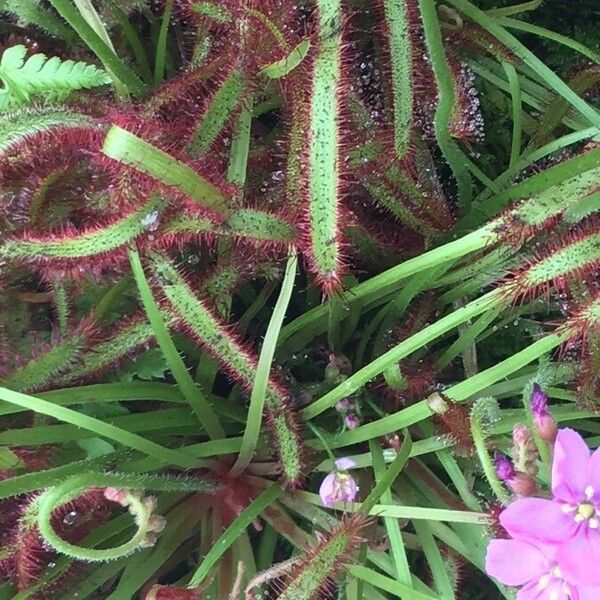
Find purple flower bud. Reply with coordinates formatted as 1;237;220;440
530;383;548;416
530;384;557;442
344;413;360;429
494;453;515;481
494;453;538;496
319;458;359;507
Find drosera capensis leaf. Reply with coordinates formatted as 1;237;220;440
190;1;233;23
56;318;155;385
272;514;366;600
381;0;414;158
187;68;245;158
129;248;225;440
0;106;98;156
101;125;229;213
160;208;296;246
261;39;311;79
0;323;90;393
37;472;216;561
148;252;305;487
304;0;345;293
0;194;165;267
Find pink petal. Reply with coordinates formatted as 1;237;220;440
485;539;549;586
552;428;590;503
516;583;540;600
334;457;356;470
319;473;336;507
499;498;577;543
345;476;358;502
517;579;573;600
587;447;600;500
556;530;600;586
578;584;600;600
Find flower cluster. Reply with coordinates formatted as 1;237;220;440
486;429;600;599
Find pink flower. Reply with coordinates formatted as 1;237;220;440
499;429;600;586
486;537;600;599
319;457;359;508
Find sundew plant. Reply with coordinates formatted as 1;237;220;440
0;0;598;598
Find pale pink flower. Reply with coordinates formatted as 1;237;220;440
486;537;600;599
319;457;358;507
499;429;600;586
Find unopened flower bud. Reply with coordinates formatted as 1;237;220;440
147;514;166;533
325;354;351;384
530;383;558;442
505;471;539;497
335;399;352;413
530;383;547;414
325;361;341;384
512;424;539;476
139;532;159;548
494;452;515;481
512;424;531;445
494;453;538;497
344;413;360;429
384;434;402;451
427;392;448;415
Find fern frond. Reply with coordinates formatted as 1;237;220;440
0;44;110;111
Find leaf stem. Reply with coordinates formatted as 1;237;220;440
229;254;297;476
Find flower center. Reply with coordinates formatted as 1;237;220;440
330;473;355;501
561;485;600;528
577;503;595;520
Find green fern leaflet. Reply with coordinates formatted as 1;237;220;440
0;44;110;111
